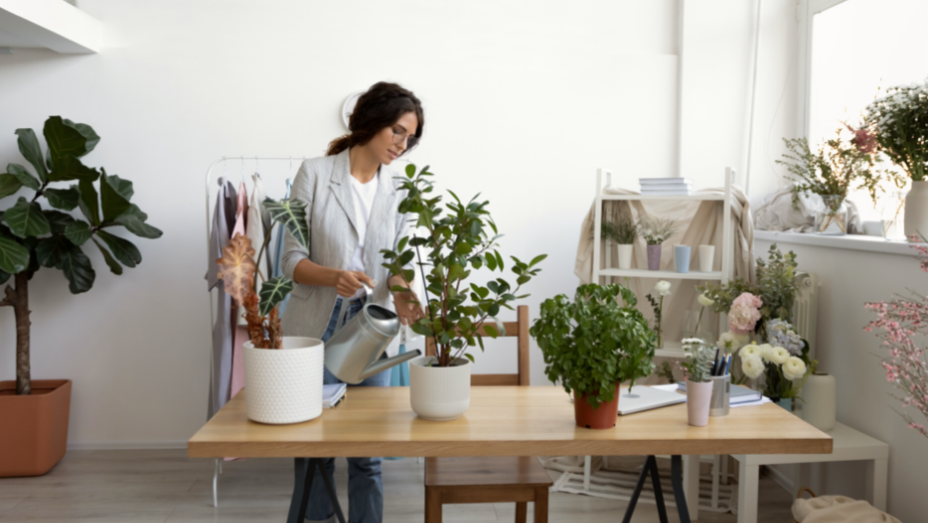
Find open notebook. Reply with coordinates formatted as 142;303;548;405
617;385;686;415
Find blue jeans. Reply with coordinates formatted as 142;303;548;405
290;296;390;523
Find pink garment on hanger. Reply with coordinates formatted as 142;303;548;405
230;182;249;400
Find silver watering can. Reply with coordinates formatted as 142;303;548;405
324;282;421;384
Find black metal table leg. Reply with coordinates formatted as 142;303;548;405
286;458;347;523
620;455;690;523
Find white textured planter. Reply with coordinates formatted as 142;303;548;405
243;337;324;424
905;181;928;240
409;356;471;420
617;244;634;269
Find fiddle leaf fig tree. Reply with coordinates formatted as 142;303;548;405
0;116;163;396
381;164;546;367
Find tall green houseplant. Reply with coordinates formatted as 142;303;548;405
0;117;162;395
381;164;545;367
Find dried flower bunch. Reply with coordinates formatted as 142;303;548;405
863;79;928;182
639;217;676;245
216;198;309;349
776;126;903;213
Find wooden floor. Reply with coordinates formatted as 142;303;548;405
0;450;795;522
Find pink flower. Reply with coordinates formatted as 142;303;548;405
846;123;877;154
729;293;763;334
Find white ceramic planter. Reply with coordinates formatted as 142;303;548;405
698;245;715;272
409;356;471;420
802;373;836;431
686;380;713;427
905;181;928;240
617;244;634;269
243;336;324;424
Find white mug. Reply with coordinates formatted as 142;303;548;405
699;245;715;273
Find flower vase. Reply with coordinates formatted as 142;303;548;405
815;195;848;235
773;397;793;412
904;181;928;240
686;380;713;426
646;244;661;270
617;244;634;269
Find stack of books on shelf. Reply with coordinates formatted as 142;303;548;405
639;177;693;195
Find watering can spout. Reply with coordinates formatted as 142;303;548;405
360;349;422;381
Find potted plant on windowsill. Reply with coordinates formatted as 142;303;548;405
639;217;675;270
776;125;901;236
863;79;928;238
0;117;163;477
215;199;328;425
530;283;656;429
601;213;638;270
381;164;546;421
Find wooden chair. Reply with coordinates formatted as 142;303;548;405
424;305;553;523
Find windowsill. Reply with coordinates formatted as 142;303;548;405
754;230;924;256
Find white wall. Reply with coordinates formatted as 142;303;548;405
0;0;681;446
756;239;928;523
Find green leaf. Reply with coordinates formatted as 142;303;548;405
56;242;95;294
15;128;48;183
4;197;51;238
0;174;24;199
111;204;162;239
92;238;122;275
44;210;75;234
78;178;100;226
259;276;295;316
263;198;309;250
96;230;141;268
0;268;9;285
44;187;80;210
100;170;132;222
494;250;504;270
405;164;416;178
35;235;72;268
48;156;99;183
530;254;548;267
486;252;497;271
0;235;29;274
7;164;40;191
43;116;98;163
483;324;499;338
397;236;409;252
64;220;92;246
464;353;475;363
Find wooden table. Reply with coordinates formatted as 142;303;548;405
189;387;832;522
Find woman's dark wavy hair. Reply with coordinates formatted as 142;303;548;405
327;82;424;157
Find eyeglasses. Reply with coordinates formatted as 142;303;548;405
391;127;419;150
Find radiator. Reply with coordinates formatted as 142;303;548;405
791;272;819;359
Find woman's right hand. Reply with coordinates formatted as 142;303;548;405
336;270;373;297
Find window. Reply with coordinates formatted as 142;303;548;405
804;0;928;236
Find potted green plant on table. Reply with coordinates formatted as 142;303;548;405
775;126;901;235
530;283;656;429
639;217;676;271
215;199;327;424
863;79;928;238
381;164;545;421
0;117;163;477
681;338;715;426
601;212;638;270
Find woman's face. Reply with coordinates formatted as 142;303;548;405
368;111;419;165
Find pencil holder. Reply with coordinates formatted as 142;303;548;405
709;374;730;417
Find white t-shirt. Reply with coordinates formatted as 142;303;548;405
346;171;379;298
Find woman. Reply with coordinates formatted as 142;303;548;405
281;81;425;523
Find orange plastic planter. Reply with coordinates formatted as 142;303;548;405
0;380;71;477
574;383;620;429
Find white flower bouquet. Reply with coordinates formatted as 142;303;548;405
738;340;816;402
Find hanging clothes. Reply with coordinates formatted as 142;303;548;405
206;177;237;418
245;173;271;280
230;182;249;401
272;178;293;316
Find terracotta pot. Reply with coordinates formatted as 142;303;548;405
574;383;620;429
0;380;71;477
647;244;661;270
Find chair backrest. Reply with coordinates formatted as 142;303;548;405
425;305;530;386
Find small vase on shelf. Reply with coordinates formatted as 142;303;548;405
647;244;661;270
674;245;691;273
618;244;634;270
815;195;848;235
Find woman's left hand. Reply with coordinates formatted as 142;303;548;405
392;288;425;326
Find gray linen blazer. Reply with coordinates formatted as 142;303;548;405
280;148;411;339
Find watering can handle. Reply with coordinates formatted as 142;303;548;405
334;281;374;336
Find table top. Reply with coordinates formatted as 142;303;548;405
187;386;833;458
733;422;886;465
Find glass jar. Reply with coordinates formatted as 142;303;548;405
815;195;848;235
